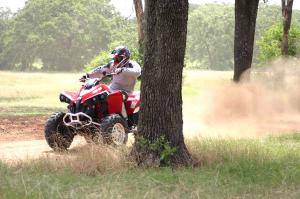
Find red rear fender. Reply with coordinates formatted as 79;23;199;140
107;91;124;113
125;91;140;115
128;91;140;100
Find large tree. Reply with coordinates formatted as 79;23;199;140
0;8;11;59
281;0;294;55
233;0;259;81
257;23;300;62
0;8;11;35
187;4;234;70
132;0;192;166
0;0;115;71
133;0;144;48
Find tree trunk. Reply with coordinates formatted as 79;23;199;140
203;40;213;70
132;0;192;167
233;0;259;82
281;0;294;56
133;0;144;48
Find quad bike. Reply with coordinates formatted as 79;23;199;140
44;75;140;150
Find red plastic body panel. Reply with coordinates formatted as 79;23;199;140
80;84;109;103
125;91;140;115
107;91;123;114
61;80;140;118
61;91;79;103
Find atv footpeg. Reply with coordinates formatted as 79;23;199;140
63;112;93;129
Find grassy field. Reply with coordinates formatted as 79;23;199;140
0;70;299;198
0;71;80;116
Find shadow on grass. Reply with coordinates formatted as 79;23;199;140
0;96;39;102
0;106;67;116
268;132;300;142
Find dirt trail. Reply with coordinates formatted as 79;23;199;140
0;116;61;162
0;115;133;162
0;137;86;162
0;116;46;141
0;112;299;162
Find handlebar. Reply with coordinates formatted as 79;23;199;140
79;72;117;83
80;59;127;83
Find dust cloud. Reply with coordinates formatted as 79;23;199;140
183;58;300;138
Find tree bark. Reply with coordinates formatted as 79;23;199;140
133;0;144;48
233;0;259;82
132;0;192;167
281;0;294;56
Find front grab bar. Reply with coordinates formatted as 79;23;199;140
63;112;98;129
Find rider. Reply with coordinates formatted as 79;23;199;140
81;46;141;94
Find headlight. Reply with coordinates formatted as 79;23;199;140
59;94;71;103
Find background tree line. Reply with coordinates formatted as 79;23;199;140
187;3;300;70
0;0;139;71
0;1;300;71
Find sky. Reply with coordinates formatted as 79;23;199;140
1;0;300;17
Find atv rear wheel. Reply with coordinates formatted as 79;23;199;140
45;112;74;151
101;114;128;145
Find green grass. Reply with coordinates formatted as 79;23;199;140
0;71;80;116
0;135;299;198
0;106;66;116
182;70;232;96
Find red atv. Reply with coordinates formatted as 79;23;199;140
44;75;140;150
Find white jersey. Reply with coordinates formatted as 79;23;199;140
88;60;141;93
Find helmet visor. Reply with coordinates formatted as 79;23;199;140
113;54;124;63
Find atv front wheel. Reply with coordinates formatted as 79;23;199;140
101;114;128;145
45;112;74;151
83;125;104;145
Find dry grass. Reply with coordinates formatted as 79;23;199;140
1;134;299;198
10;144;134;176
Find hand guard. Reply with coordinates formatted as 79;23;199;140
79;74;89;82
